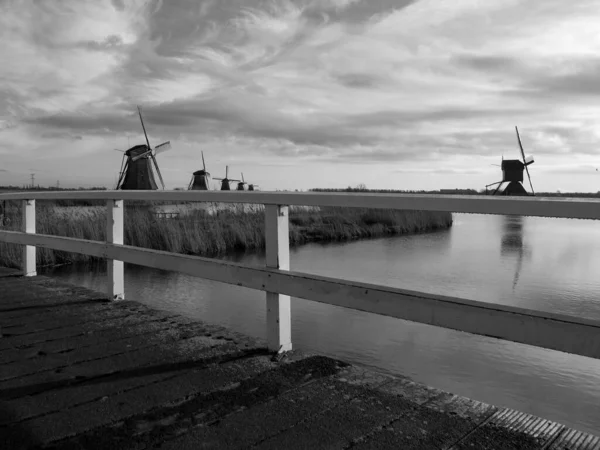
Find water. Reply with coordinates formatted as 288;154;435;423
43;213;600;435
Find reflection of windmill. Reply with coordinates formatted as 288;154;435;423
115;106;171;190
500;215;531;291
188;151;213;190
486;126;535;196
236;173;249;191
214;166;239;191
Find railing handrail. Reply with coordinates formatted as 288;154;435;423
1;191;600;361
1;190;600;219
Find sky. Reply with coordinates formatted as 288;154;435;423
1;0;599;192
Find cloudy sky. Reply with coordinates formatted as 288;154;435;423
1;0;599;192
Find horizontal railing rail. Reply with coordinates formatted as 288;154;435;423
1;190;600;219
1;191;599;360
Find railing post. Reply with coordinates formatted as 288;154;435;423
265;204;292;353
22;199;36;277
107;199;124;301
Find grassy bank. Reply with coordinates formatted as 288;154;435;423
0;201;452;268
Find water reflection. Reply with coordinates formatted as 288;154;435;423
501;215;524;255
42;213;600;436
500;216;531;291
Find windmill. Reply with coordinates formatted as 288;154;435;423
242;173;260;191
213;166;239;191
236;173;249;191
115;106;171;190
485;126;535;196
188;151;213;190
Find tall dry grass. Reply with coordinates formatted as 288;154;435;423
0;201;452;269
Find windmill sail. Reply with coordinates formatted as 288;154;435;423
149;153;165;189
154;141;171;154
116;154;127;189
515;126;534;195
138;106;152;150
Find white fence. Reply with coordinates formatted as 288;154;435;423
1;191;600;359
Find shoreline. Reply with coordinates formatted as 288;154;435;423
0;203;452;269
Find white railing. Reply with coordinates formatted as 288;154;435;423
1;191;600;359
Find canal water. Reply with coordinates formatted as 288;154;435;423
43;213;600;435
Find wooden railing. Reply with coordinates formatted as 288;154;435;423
1;191;600;359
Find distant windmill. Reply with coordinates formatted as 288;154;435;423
188;151;213;190
115;106;172;190
213;166;239;191
485;126;535;196
239;172;259;191
236;173;249;191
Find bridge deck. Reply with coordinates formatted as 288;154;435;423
0;272;598;450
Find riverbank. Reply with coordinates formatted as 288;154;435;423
0;202;452;268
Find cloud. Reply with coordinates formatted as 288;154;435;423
523;62;600;98
2;0;600;191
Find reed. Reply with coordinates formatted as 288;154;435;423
0;201;452;268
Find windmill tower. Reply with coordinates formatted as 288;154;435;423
236;173;249;191
188;151;212;190
214;166;239;191
115;106;171;190
485;126;535;196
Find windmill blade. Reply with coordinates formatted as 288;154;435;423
225;165;229;179
515;126;527;163
116;157;128;189
115;155;125;190
241;172;245;183
118;154;126;180
114;148;125;153
201;151;206;171
150;153;165;189
131;150;152;162
137;105;152;151
524;163;534;195
154;141;171;155
515;126;535;195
